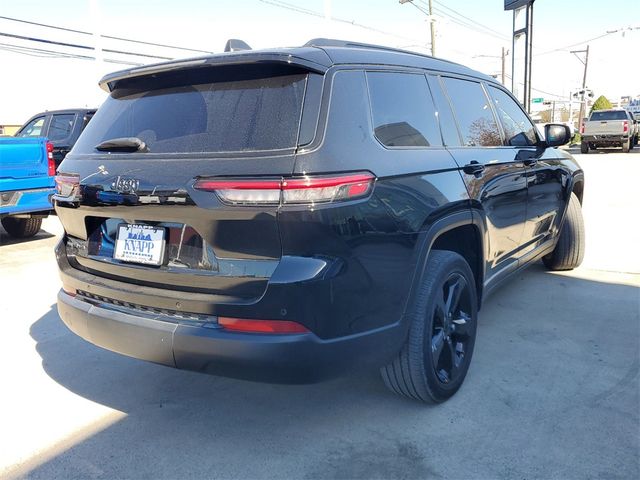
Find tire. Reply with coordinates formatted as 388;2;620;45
542;192;585;271
630;137;635;150
622;139;630;153
1;217;42;239
381;250;478;404
580;142;589;154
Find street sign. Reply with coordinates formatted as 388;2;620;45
532;97;544;103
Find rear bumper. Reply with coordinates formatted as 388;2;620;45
0;187;53;216
57;289;405;383
582;134;628;146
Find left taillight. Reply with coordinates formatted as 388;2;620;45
46;141;55;176
54;174;80;199
193;172;375;206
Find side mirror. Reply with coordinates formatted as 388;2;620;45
544;124;571;147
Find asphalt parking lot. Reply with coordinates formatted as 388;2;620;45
1;149;638;479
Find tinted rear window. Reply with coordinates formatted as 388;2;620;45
49;114;75;141
74;73;307;154
590;110;627;121
367;71;441;148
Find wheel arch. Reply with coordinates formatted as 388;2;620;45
404;210;486;319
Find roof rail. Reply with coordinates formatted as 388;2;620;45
303;38;431;57
224;39;252;52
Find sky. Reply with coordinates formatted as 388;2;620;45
0;0;638;124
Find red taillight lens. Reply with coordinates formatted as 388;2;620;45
282;173;374;204
54;174;80;199
623;121;628;133
218;317;310;334
580;124;585;134
46;141;55;176
193;172;375;206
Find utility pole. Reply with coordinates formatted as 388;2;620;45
501;47;507;85
428;0;436;56
571;45;590;132
399;0;436;55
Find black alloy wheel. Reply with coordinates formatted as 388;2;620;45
429;273;473;385
381;250;478;403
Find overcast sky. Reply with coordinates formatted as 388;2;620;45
1;0;638;124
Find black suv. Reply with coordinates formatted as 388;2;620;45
54;39;584;403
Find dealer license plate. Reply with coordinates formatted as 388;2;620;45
114;223;166;266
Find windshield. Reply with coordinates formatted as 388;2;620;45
590;110;628;121
73;72;307;154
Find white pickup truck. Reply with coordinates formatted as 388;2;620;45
580;109;639;153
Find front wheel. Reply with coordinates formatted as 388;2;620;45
543;192;585;271
1;217;42;238
381;250;478;403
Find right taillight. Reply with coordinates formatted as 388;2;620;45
194;172;375;206
623;121;628;133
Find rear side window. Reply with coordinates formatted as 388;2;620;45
74;73;307;154
441;77;502;147
589;110;628;121
367;71;441;148
488;86;537;146
48;114;75;141
17;116;45;137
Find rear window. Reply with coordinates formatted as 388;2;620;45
74;72;307;154
48;114;75;141
589;110;628;121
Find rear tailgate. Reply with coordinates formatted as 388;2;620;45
583;120;626;136
0;137;48;180
55;63;319;306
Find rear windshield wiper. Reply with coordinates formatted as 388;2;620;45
95;137;148;153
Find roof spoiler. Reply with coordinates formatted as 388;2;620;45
224;39;252;52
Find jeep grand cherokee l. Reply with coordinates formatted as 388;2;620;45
53;39;585;403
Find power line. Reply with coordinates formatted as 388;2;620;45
0;41;142;65
535;31;616;56
0;15;213;54
429;0;510;41
0;31;172;60
257;0;426;44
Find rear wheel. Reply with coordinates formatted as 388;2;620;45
543;192;584;271
622;139;630;153
580;142;589;154
1;217;42;239
381;250;478;403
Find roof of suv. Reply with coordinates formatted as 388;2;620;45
23;108;97;119
99;38;499;92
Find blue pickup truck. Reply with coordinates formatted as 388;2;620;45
0;137;55;238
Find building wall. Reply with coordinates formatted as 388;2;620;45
0;125;21;136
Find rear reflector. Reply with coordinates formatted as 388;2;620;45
46;142;55;176
218;317;310;334
194;172;375;206
62;285;76;297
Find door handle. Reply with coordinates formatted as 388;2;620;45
463;161;485;175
